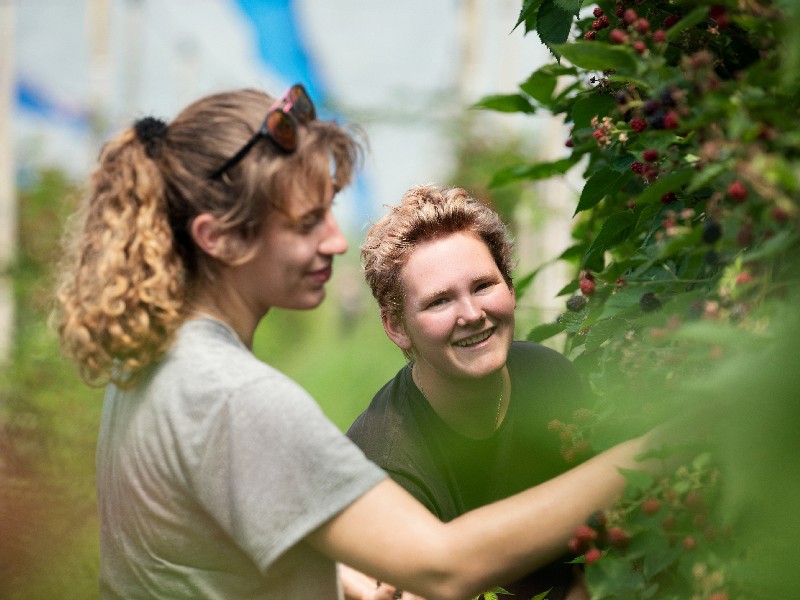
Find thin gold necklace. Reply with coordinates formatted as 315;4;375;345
415;366;504;431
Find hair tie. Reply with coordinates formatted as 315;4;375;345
134;116;168;159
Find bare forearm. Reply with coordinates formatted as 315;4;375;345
309;436;650;600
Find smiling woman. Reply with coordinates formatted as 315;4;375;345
348;185;591;600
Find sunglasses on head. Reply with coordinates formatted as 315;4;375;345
209;84;316;180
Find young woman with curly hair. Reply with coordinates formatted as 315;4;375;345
52;84;656;600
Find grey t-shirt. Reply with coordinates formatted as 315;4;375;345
96;317;386;599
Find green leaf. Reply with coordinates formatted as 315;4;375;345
527;321;566;343
619;467;655;495
570;93;617;129
520;68;559;107
530;589;553;600
585;316;629;351
642;535;683;579
576;168;633;214
536;0;582;55
513;0;544;33
583;212;636;270
666;6;710;42
551;41;638;71
634;169;694;205
471;93;536;114
490;155;580;187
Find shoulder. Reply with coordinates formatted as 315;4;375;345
346;366;409;453
508;340;578;374
507;340;586;405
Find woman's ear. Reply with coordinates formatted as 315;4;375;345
190;214;224;258
381;309;412;351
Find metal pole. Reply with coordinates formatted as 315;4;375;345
0;0;17;364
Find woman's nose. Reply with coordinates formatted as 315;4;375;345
319;212;348;256
456;298;484;327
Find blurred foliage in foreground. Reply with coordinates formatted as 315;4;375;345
475;0;800;597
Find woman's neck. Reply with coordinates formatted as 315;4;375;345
189;290;261;349
412;364;509;439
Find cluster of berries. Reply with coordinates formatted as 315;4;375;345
547;408;595;464
582;3;674;56
565;272;598;313
566;511;630;565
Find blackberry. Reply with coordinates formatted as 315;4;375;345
640;292;662;312
566;295;587;312
702;221;723;244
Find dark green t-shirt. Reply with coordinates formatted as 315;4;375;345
347;341;587;600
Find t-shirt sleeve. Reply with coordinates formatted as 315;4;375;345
188;374;387;573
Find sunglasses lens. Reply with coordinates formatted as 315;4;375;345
265;110;297;151
287;85;316;122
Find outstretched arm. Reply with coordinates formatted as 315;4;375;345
308;435;653;600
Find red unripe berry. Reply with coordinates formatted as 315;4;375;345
584;30;597;40
736;271;753;285
568;536;588;554
631;161;645;174
633;40;647;54
661;192;676;204
682;535;697;551
663;110;680;130
663;14;680;29
599;15;610;28
662;514;677;530
642;148;659;162
593;7;604;18
684;490;706;511
609;28;628;44
709;5;726;19
615;6;625;18
584;547;603;564
635;18;650;34
708;592;729;600
771;206;789;222
642;498;661;514
593;129;605;140
714;14;730;28
727;180;748;202
607;527;631;548
737;225;754;246
574;524;598;542
630;118;647;133
565;137;574;147
623;8;638;26
579;278;596;296
653;29;667;43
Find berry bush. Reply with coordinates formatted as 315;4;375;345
477;1;800;598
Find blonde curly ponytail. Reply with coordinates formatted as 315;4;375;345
52;126;186;388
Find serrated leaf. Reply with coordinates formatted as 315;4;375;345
585;316;629;351
537;0;582;56
528;321;566;342
583;212;636;270
576;168;633;214
551;41;638;71
472;93;536;114
513;0;543;33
